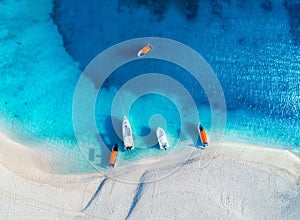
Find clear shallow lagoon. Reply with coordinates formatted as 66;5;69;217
0;0;299;172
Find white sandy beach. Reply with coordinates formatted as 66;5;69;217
0;132;299;219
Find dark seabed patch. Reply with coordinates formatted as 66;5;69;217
261;0;274;12
118;0;199;21
284;0;300;46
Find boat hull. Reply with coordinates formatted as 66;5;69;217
122;116;135;150
156;127;169;150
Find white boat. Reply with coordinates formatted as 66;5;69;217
156;127;169;150
122;116;134;151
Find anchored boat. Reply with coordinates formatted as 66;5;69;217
109;144;118;167
198;123;208;148
137;44;152;57
156;127;169;150
122;116;135;151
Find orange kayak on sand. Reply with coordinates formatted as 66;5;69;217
198;123;208;148
137;44;152;57
109;144;118;167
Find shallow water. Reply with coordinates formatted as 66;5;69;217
0;0;299;172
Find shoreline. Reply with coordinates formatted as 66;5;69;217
0;131;299;184
0;132;53;181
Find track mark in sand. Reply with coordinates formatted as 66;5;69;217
220;191;233;215
125;172;148;220
0;186;90;219
149;170;157;215
108;180;116;196
82;178;108;211
153;170;157;198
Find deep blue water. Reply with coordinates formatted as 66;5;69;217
53;0;300;146
0;0;299;172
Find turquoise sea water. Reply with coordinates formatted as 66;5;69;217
0;0;299;173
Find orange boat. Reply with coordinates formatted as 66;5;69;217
198;123;208;148
137;44;152;57
109;144;118;167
